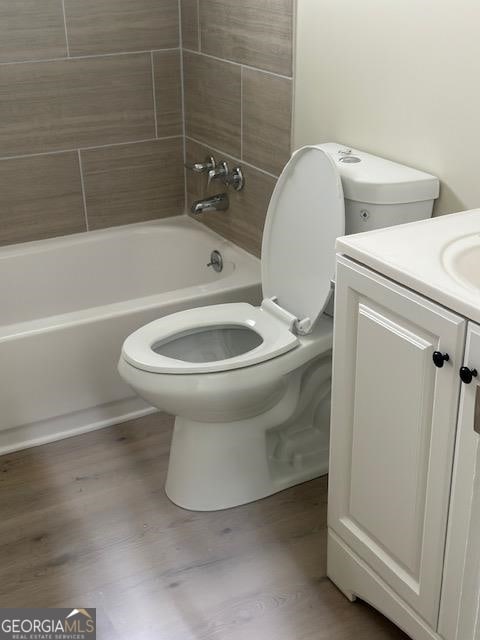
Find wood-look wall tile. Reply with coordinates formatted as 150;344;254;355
183;52;241;157
0;54;155;157
64;0;179;55
186;138;275;256
199;0;293;76
0;153;86;246
180;0;199;51
81;139;184;230
0;0;67;63
243;69;292;176
153;50;183;137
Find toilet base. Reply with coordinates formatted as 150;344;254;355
165;415;329;511
165;367;331;511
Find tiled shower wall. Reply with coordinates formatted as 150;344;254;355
182;0;294;256
0;0;294;254
0;0;184;246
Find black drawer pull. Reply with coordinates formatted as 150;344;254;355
460;367;478;384
433;351;450;368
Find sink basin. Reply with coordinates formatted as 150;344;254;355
336;208;480;325
442;233;480;291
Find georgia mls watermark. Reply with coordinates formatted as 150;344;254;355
0;608;96;640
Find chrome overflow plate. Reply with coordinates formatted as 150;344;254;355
207;250;223;273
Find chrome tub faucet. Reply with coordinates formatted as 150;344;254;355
191;193;229;215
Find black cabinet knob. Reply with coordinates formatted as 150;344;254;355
460;366;478;384
433;351;450;368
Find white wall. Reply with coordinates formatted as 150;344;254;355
294;0;480;214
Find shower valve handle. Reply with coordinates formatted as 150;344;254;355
208;161;229;186
185;155;216;174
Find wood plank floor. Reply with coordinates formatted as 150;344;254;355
0;413;410;640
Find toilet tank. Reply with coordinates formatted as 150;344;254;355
321;143;440;235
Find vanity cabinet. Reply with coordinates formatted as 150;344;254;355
328;256;467;638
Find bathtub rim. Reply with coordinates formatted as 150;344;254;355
0;213;257;260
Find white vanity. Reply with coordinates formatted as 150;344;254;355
328;209;480;640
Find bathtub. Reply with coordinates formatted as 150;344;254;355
0;216;261;454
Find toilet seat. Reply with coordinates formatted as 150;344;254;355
122;303;299;374
122;145;345;377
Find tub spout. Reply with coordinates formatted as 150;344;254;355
191;193;229;215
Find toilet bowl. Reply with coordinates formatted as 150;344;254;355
118;314;333;511
119;143;440;511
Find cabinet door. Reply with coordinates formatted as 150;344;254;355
440;321;480;640
328;257;465;626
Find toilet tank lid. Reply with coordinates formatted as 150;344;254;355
320;143;440;205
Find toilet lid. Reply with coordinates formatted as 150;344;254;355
261;146;345;328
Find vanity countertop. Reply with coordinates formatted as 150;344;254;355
336;208;480;323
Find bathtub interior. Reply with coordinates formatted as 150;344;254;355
0;217;242;327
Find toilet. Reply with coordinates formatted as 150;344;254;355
118;143;439;511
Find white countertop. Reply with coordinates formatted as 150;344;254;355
336;209;480;324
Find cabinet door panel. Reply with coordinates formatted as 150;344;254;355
439;321;480;640
328;257;466;626
350;303;436;578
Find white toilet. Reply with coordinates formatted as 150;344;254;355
118;143;439;511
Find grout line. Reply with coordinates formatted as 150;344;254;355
240;66;244;161
186;136;279;180
150;47;182;54
77;150;89;231
0;47;181;67
178;0;188;213
61;0;70;57
150;52;158;138
290;0;297;153
182;48;293;81
0;135;183;162
197;0;201;52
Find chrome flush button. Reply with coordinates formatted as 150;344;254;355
338;148;361;163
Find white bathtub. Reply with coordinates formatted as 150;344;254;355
0;216;261;453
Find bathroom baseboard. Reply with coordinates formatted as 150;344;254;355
0;397;157;456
